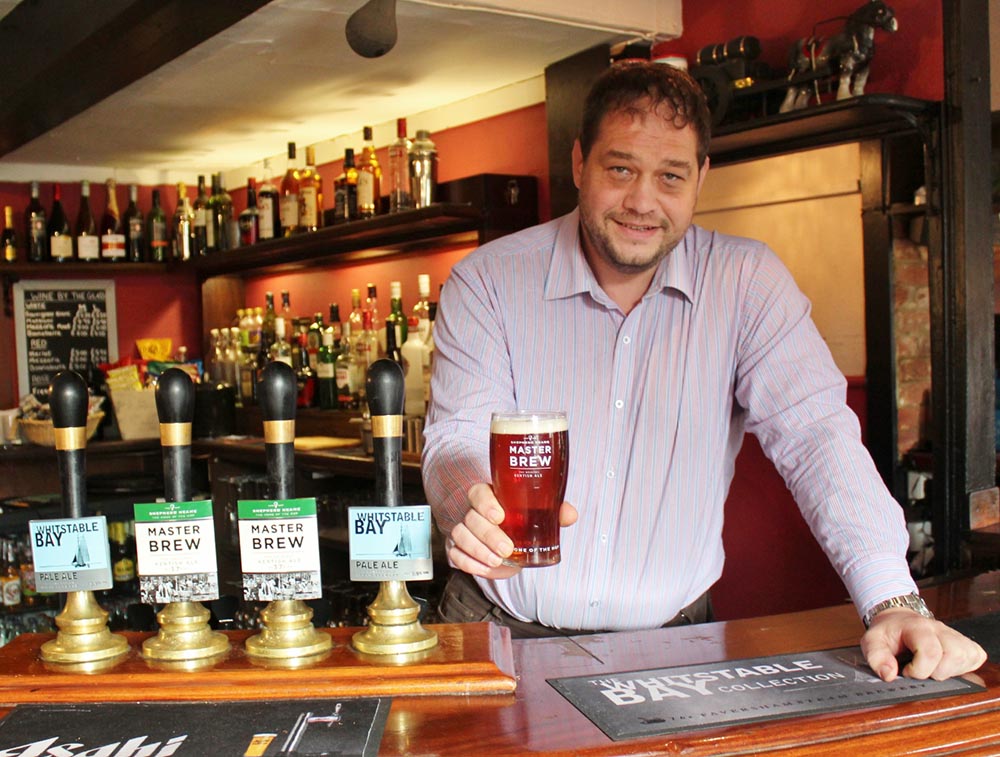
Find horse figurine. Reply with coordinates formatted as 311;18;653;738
780;0;898;113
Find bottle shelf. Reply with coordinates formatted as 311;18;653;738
1;261;177;277
190;203;484;279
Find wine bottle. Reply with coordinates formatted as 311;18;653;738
388;118;413;213
209;173;234;252
239;178;259;246
100;179;126;262
317;329;337;410
172;181;194;261
25;181;48;262
387;279;407;343
257;159;280;241
123;185;145;262
298;145;320;232
147;189;169;262
2;206;16;263
48;183;73;262
280;142;300;236
357;126;381;219
192;174;209;255
74;180;100;262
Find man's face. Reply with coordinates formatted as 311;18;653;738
573;104;708;276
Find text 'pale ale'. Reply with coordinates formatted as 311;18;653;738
490;411;569;567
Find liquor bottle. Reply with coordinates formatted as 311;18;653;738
146;189;169;262
409;129;438;208
208;328;224;384
335;322;361;410
281;289;294;324
385;319;403;367
209;173;234;252
365;282;385;354
2;206;16;263
357;126;381;219
325;302;342;348
356;309;380;378
108;521;138;596
192;174;209;255
226;327;242;388
48;183;73;262
306;312;324;371
123;184;145;262
252;306;264;350
238;178;259;246
1;539;22;613
25;181;48;262
388;117;413;213
257;159;280;241
348;287;363;338
295;329;316;407
387;279;407;343
332;148;358;224
268;316;293;366
261;291;277;356
298;145;320;232
75;180;100;262
221;173;240;250
172;181;194;261
238;343;258;406
280;141;300;236
402;316;426;416
413;273;432;342
317;329;338;410
100;179;126;262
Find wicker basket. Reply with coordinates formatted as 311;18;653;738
18;412;105;447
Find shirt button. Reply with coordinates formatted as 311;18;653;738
614;399;624;409
622;336;631;345
600;534;608;544
607;470;615;479
590;600;600;608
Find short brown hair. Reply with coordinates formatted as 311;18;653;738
579;60;711;167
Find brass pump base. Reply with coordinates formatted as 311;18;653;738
245;599;332;661
142;601;230;662
40;591;130;665
352;581;438;655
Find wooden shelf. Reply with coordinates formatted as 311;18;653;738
189;203;484;279
709;94;937;166
0;261;179;277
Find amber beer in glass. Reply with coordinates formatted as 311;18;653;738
490;411;569;567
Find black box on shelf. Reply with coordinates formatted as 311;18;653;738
438;174;539;241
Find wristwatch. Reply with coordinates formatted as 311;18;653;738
863;592;935;628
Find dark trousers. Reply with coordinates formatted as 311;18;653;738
437;569;713;639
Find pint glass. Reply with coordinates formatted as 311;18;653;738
489;411;569;567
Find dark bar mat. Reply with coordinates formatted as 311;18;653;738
948;612;1000;661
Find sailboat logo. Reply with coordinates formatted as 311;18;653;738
71;535;91;568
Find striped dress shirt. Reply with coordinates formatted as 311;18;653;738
422;209;916;631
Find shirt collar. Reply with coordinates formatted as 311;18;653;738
544;209;696;305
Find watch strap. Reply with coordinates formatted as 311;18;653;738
863;592;934;628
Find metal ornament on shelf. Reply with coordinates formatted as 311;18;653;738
39;370;130;667
141;368;230;664
244;361;332;662
352;359;438;655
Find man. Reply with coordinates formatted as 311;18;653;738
421;60;985;682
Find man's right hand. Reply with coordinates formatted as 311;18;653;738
446;482;578;579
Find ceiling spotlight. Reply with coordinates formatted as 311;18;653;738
345;0;398;58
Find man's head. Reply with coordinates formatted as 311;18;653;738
572;61;712;280
579;61;711;168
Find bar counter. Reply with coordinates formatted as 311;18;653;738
0;571;997;755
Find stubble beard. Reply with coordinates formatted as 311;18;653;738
579;209;678;275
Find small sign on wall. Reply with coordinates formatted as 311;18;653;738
13;280;118;399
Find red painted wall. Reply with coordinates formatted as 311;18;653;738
653;0;943;102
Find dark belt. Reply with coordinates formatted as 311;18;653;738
437;569;713;640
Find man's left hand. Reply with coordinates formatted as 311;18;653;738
861;608;987;682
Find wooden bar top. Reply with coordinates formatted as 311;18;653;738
0;572;998;755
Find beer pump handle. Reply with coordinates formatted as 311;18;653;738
365;358;404;509
155;368;194;503
50;370;89;520
259;361;296;501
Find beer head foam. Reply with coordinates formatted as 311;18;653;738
491;412;568;434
